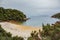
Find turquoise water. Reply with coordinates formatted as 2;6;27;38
22;15;59;27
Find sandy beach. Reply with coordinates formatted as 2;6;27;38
0;22;42;40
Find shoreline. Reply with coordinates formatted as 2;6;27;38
0;22;42;37
8;21;42;31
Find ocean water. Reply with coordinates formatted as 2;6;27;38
22;15;59;27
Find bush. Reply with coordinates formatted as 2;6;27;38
0;7;26;22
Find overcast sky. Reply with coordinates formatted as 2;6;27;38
0;0;60;17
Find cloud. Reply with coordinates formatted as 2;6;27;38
1;0;60;8
0;0;3;4
0;0;60;16
0;0;3;2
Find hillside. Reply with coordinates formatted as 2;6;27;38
0;7;27;22
52;13;60;19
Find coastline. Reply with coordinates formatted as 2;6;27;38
0;22;42;38
8;21;42;31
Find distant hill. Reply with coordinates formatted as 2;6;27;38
0;7;27;22
52;13;60;19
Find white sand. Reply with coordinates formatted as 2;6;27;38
0;22;42;40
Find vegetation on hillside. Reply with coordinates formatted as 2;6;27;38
0;25;24;40
52;13;60;19
42;23;60;40
28;30;42;40
28;22;60;40
0;7;26;22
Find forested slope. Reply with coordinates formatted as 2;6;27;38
0;7;26;22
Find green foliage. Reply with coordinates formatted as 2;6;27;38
0;25;24;40
42;23;60;40
28;31;41;40
28;37;34;40
52;13;60;19
0;7;26;22
28;22;60;40
13;36;24;40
